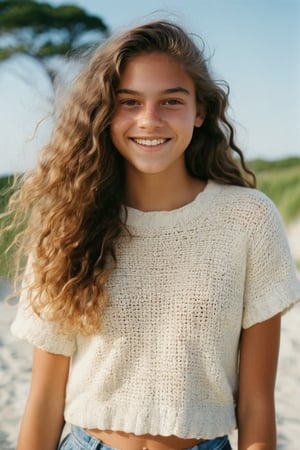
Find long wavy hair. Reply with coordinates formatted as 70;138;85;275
6;20;255;335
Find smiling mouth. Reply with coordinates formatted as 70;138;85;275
131;138;170;146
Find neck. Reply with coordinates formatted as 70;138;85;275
124;171;206;212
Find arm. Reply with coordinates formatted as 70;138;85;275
16;347;70;450
237;313;281;450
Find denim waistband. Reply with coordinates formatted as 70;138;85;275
65;425;231;450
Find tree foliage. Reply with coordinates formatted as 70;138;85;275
0;0;109;60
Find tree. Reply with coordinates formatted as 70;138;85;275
0;1;110;180
0;1;110;179
0;0;109;61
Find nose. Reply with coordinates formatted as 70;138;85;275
137;104;163;130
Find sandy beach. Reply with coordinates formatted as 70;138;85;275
1;220;299;450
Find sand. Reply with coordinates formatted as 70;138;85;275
0;220;299;450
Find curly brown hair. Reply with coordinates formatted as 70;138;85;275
6;20;255;335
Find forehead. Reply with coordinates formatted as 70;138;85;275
118;52;194;92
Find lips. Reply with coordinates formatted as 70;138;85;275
132;138;170;146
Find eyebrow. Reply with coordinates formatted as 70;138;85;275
116;87;191;96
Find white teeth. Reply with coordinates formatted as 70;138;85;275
134;138;167;146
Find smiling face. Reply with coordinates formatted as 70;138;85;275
110;52;204;181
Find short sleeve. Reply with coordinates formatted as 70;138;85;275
242;194;300;328
10;259;76;356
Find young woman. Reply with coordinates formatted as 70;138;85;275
9;20;300;450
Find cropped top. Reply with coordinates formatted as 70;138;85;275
11;181;300;439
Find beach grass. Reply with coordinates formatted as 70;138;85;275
249;157;300;223
0;176;16;277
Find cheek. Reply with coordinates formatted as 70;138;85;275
111;111;130;134
110;127;120;149
110;115;129;153
110;114;122;139
175;116;198;135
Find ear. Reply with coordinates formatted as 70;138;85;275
194;110;205;128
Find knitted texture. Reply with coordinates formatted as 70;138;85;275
11;181;300;439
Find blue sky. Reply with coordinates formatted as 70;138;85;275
0;0;299;175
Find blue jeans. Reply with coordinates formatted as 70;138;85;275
58;425;232;450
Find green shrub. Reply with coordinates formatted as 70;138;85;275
249;158;300;223
249;157;300;173
0;176;16;278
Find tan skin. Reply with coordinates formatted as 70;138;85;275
16;53;280;449
16;349;69;450
237;314;281;450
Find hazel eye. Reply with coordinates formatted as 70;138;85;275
163;99;182;105
119;99;139;106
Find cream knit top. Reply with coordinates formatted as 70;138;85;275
11;181;300;439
